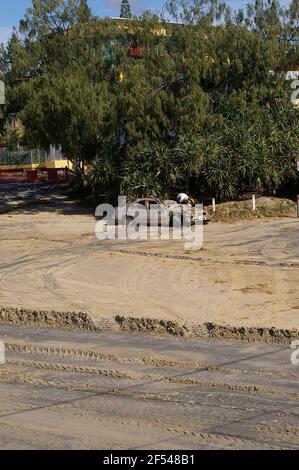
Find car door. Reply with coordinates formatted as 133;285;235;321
127;199;148;225
147;199;169;226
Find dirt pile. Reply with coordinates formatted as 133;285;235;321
206;197;296;222
0;306;298;344
114;315;188;336
190;322;298;344
0;307;99;331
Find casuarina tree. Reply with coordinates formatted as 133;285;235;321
2;0;298;200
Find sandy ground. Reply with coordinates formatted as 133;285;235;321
0;195;298;330
0;186;298;450
0;324;298;450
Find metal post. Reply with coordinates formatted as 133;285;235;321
297;195;299;218
212;198;216;213
252;194;256;212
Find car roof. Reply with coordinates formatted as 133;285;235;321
133;198;161;203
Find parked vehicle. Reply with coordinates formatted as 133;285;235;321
114;198;210;225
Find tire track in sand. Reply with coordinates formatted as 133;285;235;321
119;260;185;322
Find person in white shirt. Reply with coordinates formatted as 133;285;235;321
176;192;190;204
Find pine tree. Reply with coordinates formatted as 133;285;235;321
120;0;132;19
78;0;93;23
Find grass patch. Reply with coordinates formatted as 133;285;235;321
206;197;296;222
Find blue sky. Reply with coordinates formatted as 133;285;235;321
0;0;291;44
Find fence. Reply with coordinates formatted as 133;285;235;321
0;146;70;184
0;168;70;184
0;146;62;166
0;170;26;184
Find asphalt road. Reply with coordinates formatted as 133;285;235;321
0;324;298;450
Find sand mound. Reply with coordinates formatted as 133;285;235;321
0;307;298;344
206;197;296;222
